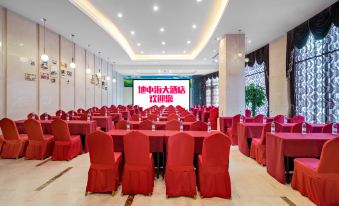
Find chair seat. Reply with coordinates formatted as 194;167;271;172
294;158;319;171
252;138;260;144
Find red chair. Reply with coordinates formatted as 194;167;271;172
122;131;154;195
0;118;28;159
292;137;339;206
0;135;4;153
77;108;86;114
40;113;53;120
50;118;82;160
197;133;231;198
67;110;78;116
86;131;123;196
190;121;207;131
290;115;305;123
165;120;180;131
56;110;66;117
291;122;313;133
322;123;336;133
24;119;54;160
60;114;75;121
253;114;265;123
165;132;196;197
273;114;285;123
116;120;127;129
245;109;251;117
27;112;39;120
250;122;283;165
183;114;196;122
226;114;241;145
139;120;152;130
209;108;219;130
130;114;139;121
167;114;178;121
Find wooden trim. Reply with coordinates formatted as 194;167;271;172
3;8;7;117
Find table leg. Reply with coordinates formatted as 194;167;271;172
284;156;290;183
157;152;160;179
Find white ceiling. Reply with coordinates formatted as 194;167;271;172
0;0;336;76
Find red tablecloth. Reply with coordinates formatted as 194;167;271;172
266;133;338;184
92;116;113;131
129;121;194;131
108;129;219;154
111;113;123;122
15;120;97;136
219;117;255;133
237;123;264;156
120;111;130;120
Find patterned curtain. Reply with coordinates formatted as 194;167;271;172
294;25;339;123
211;77;219;106
205;78;212;106
245;62;269;115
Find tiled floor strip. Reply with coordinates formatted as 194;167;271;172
35;158;51;167
281;196;297;206
35;167;72;191
124;195;135;206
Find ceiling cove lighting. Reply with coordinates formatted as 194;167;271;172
69;0;229;60
40;18;49;62
70;34;76;69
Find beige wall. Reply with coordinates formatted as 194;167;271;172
0;7;124;120
269;35;290;117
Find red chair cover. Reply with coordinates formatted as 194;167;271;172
322;123;336;133
167;114;178;121
245;109;251;117
250;122;283;165
253;114;265;123
292;137;339;206
86;131;123;194
198;133;231;198
273;114;285;123
209;108;219;130
24;119;54;160
0;135;4;153
27;113;39;120
183;114;196;122
0;118;28;159
130;114;139;121
290;115;305;123
190;121;207;131
291;122;313;133
77;108;86;114
122;131;154;195
39;113;52;120
116;120;127;129
56;110;66;117
165;120;180;131
67;110;78;116
50;118;82;160
165;132;196;197
139;120;152;130
226;114;241;145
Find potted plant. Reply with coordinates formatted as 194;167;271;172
245;83;266;116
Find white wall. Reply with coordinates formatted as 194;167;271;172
123;87;132;105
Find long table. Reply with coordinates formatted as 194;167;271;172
129;121;195;131
92;116;113;131
266;133;337;184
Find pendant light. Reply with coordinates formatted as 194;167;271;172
86;44;91;74
112;61;117;83
40;18;49;62
70;34;76;69
97;51;102;77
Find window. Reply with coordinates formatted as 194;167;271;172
294;25;339;123
245;62;268;115
211;77;219;106
205;78;212;106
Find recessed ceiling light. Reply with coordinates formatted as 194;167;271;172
137;42;141;47
162;50;166;54
117;13;123;18
247;39;252;44
197;0;202;2
192;24;197;29
186;40;191;44
216;37;220;41
183;50;187;54
161;41;166;46
140;51;144;54
153;5;159;11
160;27;165;32
130;30;135;35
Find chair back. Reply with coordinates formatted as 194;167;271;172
24;119;44;141
0;118;20;140
88;131;117;166
40;113;52;120
165;120;180;131
273;114;285;123
77;108;86;114
290;115;305;123
27;113;39;120
67;110;78;116
60;114;75;120
260;122;283;144
253;114;265;123
290;122;313;133
167;132;194;166
116;120;127;129
245;109;251;117
51;118;71;141
322;124;335;133
210;108;219;119
190;121;207;131
56;110;66;117
317;137;339;173
124;131;151;166
130;114;139;121
231;114;241;135
139;120;152;130
202;133;231;168
183;114;196;122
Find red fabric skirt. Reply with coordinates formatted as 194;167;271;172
25;136;54;160
165;165;196;197
250;138;266;165
227;128;238;145
1;135;28;159
52;136;82;161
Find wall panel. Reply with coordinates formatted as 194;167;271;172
75;45;85;109
85;51;94;109
60;36;74;111
94;55;101;107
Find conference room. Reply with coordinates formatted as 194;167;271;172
0;0;338;206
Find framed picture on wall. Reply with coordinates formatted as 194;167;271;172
66;71;72;77
40;72;49;80
24;73;36;81
51;78;56;83
40;61;48;70
61;69;66;77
